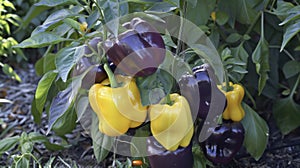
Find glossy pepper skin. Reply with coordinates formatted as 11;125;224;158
88;75;147;136
179;64;217;120
103;17;165;77
201;122;245;164
147;137;193;168
218;82;245;122
149;93;194;151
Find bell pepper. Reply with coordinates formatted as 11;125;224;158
179;64;225;120
201;122;245;164
218;82;245;122
88;75;147;136
103;17;165;77
147;137;193;168
72;57;115;89
149;93;194;151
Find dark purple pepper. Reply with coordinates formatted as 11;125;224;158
72;57;115;89
103;17;165;77
178;65;212;120
201;122;245;164
147;137;193;168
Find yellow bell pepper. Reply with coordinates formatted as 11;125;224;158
218;82;245;122
149;93;194;151
88;75;147;136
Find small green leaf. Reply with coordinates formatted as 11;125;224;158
16;32;69;48
0;136;20;155
280;21;300;52
273;97;300;135
63;18;81;31
283;60;300;78
252;38;270;95
2;64;22;82
35;71;57;114
241;103;269;161
226;33;241;43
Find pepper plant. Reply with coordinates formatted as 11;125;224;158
14;0;300;167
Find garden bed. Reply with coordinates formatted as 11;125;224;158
1;64;300;167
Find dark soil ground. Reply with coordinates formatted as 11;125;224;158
1;64;300;167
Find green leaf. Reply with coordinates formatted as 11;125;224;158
186;0;216;26
34;0;77;7
241;103;269;161
98;0;128;36
279;9;300;26
35;71;57;114
31;97;41;124
252;38;270;95
218;0;256;27
55;45;85;82
283;60;300;79
63;18;81;32
31;9;72;36
0;136;20;155
226;33;241;43
2;64;22;82
16;32;69;48
3;0;16;10
273;97;300;135
146;2;178;13
91;112;113;162
136;68;174;106
215;11;229;26
52;104;77;136
35;53;56;76
280;21;300;52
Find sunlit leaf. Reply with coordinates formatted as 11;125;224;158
15;32;69;48
55;45;85;82
280;21;300;52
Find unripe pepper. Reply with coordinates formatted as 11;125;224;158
218;82;245;122
88;75;147;136
103;17;165;77
149;93;194;151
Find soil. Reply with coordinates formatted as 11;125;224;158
1;64;300;168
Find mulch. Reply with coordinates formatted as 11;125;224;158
1;64;300;167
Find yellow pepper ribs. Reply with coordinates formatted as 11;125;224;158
88;75;147;136
218;82;245;122
149;93;194;151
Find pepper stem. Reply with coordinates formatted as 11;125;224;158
164;94;173;106
224;69;233;92
104;63;118;88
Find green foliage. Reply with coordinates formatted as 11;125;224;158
0;0;24;81
12;0;300;166
0;132;65;167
